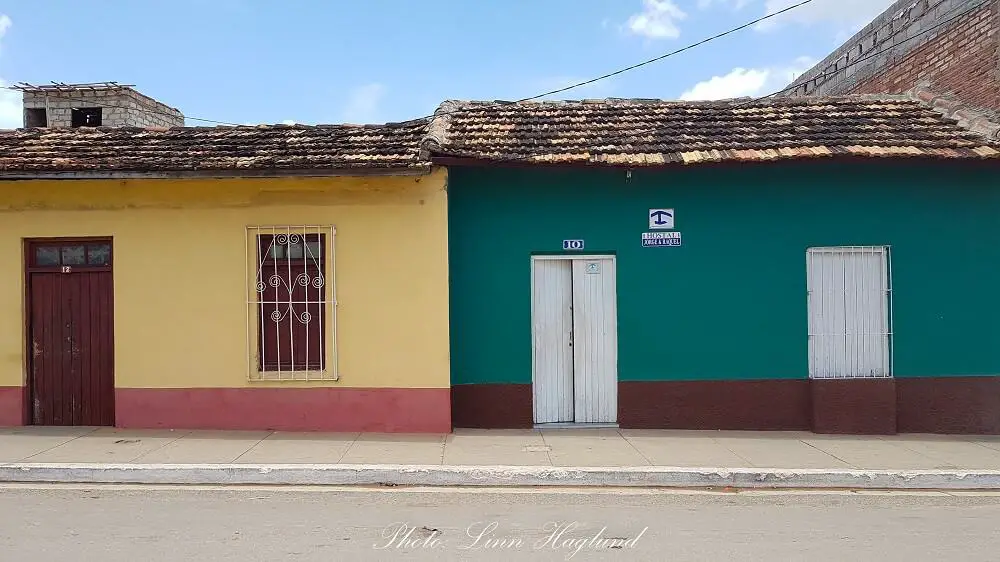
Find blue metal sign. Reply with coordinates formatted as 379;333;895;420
562;239;585;250
649;208;675;229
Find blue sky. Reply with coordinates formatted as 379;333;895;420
0;0;896;127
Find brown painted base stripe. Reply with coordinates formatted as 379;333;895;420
451;384;533;429
619;380;811;431
897;377;1000;434
452;378;1000;434
811;378;897;434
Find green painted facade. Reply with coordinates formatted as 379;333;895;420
448;161;1000;385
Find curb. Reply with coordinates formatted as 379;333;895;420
1;463;1000;489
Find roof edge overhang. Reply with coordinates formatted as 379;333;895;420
0;165;434;181
430;153;1000;171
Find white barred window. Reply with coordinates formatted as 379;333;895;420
807;246;892;379
246;226;337;381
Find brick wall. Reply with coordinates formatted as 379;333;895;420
855;1;999;110
785;0;1000;113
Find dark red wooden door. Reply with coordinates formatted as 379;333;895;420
28;241;114;426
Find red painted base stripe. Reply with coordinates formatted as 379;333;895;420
0;386;24;426
115;387;451;433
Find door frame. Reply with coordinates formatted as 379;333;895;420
23;236;115;426
529;254;618;427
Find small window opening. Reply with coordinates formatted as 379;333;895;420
24;108;47;128
32;243;112;268
71;107;102;127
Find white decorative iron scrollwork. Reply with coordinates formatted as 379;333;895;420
247;226;335;379
256;233;326;326
268;307;316;325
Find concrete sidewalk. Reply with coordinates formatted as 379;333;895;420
3;427;1000;489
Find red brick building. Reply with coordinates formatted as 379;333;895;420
786;0;999;114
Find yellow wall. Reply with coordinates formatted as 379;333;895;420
0;170;450;389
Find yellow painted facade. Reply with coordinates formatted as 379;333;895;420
0;169;450;389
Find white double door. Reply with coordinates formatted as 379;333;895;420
531;256;618;425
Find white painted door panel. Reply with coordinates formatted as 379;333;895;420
571;258;618;424
532;259;574;423
807;247;889;379
842;249;889;377
808;250;847;378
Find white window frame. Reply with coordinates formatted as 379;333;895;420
806;245;893;379
245;225;339;381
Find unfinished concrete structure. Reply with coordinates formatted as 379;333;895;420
11;82;184;129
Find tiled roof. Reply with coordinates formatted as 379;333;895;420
3;93;999;177
0;120;430;175
422;96;1000;166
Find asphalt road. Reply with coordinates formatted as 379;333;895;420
1;485;1000;561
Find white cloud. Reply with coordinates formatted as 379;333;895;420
0;14;20;129
281;119;296;125
679;56;817;100
625;0;687;40
756;0;895;33
339;82;385;124
680;68;768;100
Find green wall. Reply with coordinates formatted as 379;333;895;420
447;161;1000;385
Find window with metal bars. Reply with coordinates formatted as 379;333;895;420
806;246;892;379
247;226;336;380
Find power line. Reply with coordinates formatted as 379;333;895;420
438;0;991;164
68;97;238;125
8;0;816;128
412;0;815;125
8;82;241;127
7;0;978;158
512;0;814;103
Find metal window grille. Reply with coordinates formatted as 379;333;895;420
245;226;338;381
806;246;892;379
